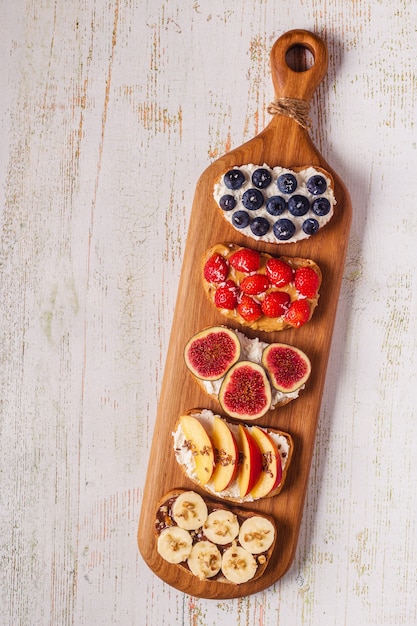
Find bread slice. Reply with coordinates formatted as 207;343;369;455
155;488;277;585
202;242;322;332
172;409;293;503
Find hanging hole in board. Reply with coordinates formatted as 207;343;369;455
286;45;315;72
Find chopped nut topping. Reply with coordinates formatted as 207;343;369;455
177;501;197;520
212;519;230;537
167;534;188;552
244;529;271;543
202;553;219;573
262;451;277;473
226;553;247;570
214;447;235;467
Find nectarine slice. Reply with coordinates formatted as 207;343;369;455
179;415;214;485
210;416;239;492
249;426;283;499
237;425;262;498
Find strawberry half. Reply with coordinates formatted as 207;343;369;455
261;291;291;317
294;266;320;298
284;299;311;328
214;279;240;310
229;247;261;274
203;252;229;284
240;273;270;295
265;258;294;287
237;294;263;322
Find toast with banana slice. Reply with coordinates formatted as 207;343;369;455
172;409;293;502
155;489;277;584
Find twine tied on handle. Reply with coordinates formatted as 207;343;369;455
267;97;312;130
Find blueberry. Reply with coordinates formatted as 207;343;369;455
242;188;264;211
232;210;250;229
224;169;245;190
311;197;331;216
273;219;296;241
252;168;272;189
219;194;237;211
302;218;319;235
288;194;310;216
266;195;286;216
306;175;327;195
250;217;270;237
277;173;297;194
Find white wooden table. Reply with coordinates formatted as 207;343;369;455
1;1;416;624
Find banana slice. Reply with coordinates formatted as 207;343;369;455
187;540;222;580
203;509;240;545
172;491;208;530
221;545;258;584
157;526;193;564
238;516;275;554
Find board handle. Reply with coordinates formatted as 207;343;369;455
270;29;328;104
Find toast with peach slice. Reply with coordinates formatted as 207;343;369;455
172;409;293;503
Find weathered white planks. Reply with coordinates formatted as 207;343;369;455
1;0;417;624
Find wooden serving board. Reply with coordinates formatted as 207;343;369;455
137;29;352;599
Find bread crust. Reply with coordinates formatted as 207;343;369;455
155;488;277;584
173;409;294;503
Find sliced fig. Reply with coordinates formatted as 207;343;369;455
262;343;311;393
184;326;241;381
219;361;272;421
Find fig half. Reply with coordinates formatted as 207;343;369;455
262;343;311;393
184;326;241;381
219;361;272;421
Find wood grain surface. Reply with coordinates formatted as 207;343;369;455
138;29;352;599
1;1;417;624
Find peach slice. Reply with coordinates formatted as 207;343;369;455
210;416;239;492
237;424;263;498
248;426;283;499
179;415;214;485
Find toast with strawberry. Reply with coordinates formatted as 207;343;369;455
202;243;322;332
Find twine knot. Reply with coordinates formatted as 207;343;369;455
267;97;312;130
